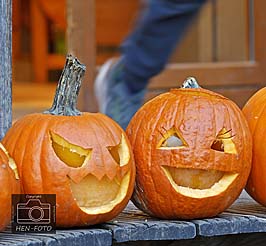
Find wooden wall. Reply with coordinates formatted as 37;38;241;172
170;0;248;63
96;0;140;64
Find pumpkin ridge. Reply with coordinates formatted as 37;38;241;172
87;115;118;180
179;94;196;167
148;99;171;167
11;115;42;188
213;100;225;163
170;88;227;100
88;115;104;167
170;95;181;131
233;99;252;174
252;100;266;144
156;96;183;149
37;116;54;194
97;115;130;179
25;114;53;193
193;93;200;168
220;99;248;159
243;88;266;134
205;96;216;174
173;94;187;150
148;98;174;215
219;100;233;171
3;115;31;156
97;114;119;143
130;106;150;150
210;100;227;171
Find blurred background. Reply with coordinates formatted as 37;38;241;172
12;0;265;120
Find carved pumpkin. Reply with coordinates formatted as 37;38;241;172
243;87;266;206
0;143;20;231
2;55;135;227
126;78;252;219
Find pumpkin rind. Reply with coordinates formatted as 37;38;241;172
243;87;266;206
0;144;20;231
127;85;252;219
3;112;135;227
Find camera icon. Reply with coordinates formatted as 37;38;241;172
17;199;51;224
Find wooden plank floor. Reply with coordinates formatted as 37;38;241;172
1;192;266;246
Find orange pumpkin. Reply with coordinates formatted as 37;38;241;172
243;87;266;206
126;78;252;219
0;143;20;231
2;55;135;227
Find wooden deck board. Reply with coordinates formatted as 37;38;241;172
190;193;266;237
104;202;196;242
0;228;112;246
104;215;196;242
1;192;266;245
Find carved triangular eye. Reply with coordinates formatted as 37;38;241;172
158;128;188;149
108;134;130;166
50;132;92;168
211;128;237;154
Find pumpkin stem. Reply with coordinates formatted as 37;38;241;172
44;54;86;116
182;77;201;89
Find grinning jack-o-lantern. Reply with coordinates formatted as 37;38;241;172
2;55;135;227
126;78;252;219
0;143;20;231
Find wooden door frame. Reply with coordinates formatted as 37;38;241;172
150;0;266;88
67;0;97;112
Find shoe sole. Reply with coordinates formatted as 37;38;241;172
94;58;118;112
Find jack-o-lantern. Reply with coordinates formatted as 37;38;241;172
126;78;252;219
243;87;266;206
2;55;135;227
0;143;20;231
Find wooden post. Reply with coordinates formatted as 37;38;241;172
0;0;12;139
30;0;49;83
67;0;97;112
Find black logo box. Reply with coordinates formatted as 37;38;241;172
12;194;56;234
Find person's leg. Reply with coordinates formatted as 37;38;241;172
95;0;206;129
122;0;207;92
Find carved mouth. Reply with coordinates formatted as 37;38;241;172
162;167;238;198
70;172;130;214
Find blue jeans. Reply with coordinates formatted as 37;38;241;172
120;0;207;90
